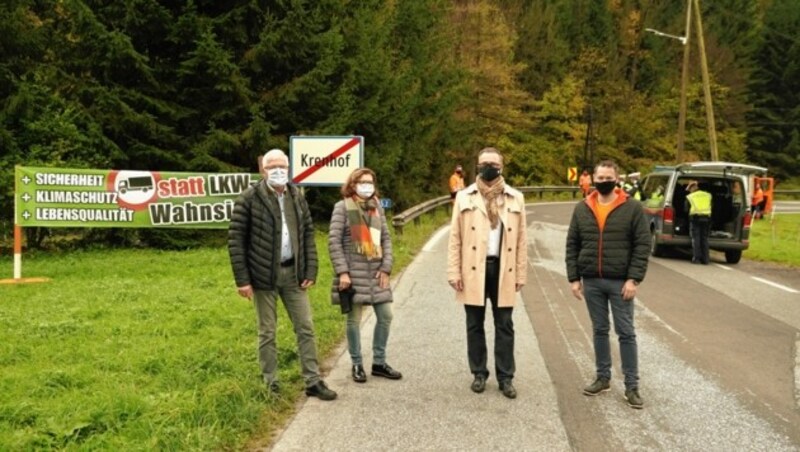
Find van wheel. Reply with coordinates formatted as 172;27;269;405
725;250;742;264
650;230;665;257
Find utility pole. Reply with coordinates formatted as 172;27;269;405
693;0;719;161
676;0;692;163
648;0;718;162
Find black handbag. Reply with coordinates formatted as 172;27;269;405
338;286;356;314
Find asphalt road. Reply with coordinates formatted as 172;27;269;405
268;201;800;451
523;201;800;451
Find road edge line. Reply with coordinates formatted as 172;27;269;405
795;332;800;409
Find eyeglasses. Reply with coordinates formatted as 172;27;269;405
264;165;289;170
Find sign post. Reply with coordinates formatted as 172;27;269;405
289;136;364;186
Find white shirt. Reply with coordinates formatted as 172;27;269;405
487;223;501;257
268;185;293;262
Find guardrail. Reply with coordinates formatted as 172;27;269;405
391;195;452;234
391;185;581;234
391;185;799;234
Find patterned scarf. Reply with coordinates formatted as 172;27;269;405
476;176;506;229
345;196;382;259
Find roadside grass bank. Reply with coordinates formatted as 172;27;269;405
745;213;800;267
0;211;449;451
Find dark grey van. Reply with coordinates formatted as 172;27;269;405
639;162;766;264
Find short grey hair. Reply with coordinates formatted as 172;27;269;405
262;149;288;167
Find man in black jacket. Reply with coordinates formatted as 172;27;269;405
228;149;336;401
565;160;650;409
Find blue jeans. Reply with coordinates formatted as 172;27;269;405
582;278;638;389
347;302;393;366
253;265;320;388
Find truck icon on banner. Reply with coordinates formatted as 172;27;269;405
117;175;154;194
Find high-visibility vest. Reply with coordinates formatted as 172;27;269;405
687;190;712;216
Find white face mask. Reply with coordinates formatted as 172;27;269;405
356;183;375;199
266;168;289;187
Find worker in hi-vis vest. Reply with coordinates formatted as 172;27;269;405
685;181;712;265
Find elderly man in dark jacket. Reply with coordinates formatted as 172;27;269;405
565;160;650;409
228;149;336;401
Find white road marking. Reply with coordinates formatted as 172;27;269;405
795;333;800;409
751;276;800;294
713;263;732;271
422;225;451;252
637;303;689;342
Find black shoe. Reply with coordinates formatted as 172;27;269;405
305;381;337;401
470;375;486;393
371;363;402;380
352;365;367;383
499;380;517;399
267;381;280;394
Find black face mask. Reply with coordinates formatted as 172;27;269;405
478;165;501;182
595;180;617;195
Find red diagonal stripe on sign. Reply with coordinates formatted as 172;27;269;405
292;137;361;184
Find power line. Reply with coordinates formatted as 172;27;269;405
710;4;800;47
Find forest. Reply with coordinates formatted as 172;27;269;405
1;0;798;230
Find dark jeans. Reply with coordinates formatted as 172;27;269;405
464;258;515;382
690;216;710;264
583;278;638;389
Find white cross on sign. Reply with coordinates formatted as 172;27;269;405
289;136;364;187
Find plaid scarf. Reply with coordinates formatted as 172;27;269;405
345;196;382;259
476;176;506;229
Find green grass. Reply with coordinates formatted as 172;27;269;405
0;212;448;451
745;213;800;267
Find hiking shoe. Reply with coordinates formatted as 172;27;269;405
371;363;402;380
583;377;611;396
499;380;517;399
471;375;487;393
625;388;644;409
305;381;337;401
352;365;367;383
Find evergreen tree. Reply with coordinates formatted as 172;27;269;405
746;0;800;179
449;0;535;180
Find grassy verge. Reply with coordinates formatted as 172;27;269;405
0;211;449;451
744;213;800;267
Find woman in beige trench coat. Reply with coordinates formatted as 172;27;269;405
446;147;527;399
